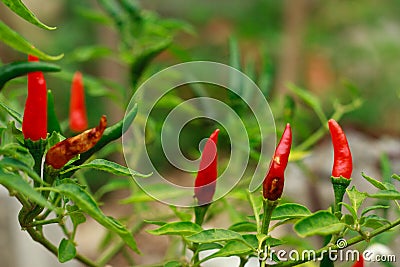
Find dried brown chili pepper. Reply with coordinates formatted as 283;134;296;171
45;116;107;169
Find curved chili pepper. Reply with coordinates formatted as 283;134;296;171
263;124;292;201
328;119;352;179
194;129;220;205
69;71;88;132
46;116;107;169
22;55;47;141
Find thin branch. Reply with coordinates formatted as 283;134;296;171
26;227;98;267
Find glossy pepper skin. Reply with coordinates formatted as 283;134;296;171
263;124;292;201
194;129;220;205
22;55;47;140
69;71;88;132
328;119;352;179
351;255;364;267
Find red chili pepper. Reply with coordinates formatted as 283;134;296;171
69;71;88;132
46;116;107;169
263;124;292;201
328;119;352;179
194;129;220;205
22;55;47;140
351;255;364;267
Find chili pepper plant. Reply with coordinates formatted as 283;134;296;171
0;1;399;267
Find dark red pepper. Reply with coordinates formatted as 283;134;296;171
328;119;352;179
263;124;292;201
22;55;47;140
46;116;107;169
69;71;88;132
194;129;219;205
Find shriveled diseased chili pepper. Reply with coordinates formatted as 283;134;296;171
69;71;88;132
46;115;107;169
263;123;292;201
194;129;219;205
328;119;352;179
22;55;47;141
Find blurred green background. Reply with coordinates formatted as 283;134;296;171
1;0;399;136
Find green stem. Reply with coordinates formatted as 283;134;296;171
27;218;60;227
26;227;98;267
96;221;145;266
247;191;261;233
274;217;400;267
261;199;278;235
239;257;248;267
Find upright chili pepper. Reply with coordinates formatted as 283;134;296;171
22;55;47;140
46;116;107;169
263;123;292;201
328;119;352;217
69;71;88;132
194;129;219;206
328;119;352;179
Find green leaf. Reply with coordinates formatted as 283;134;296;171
287;83;327;123
204;240;252;260
164;261;182;267
228;221;257;232
294;211;345;237
271;203;311;220
197;243;223;252
0;143;34;168
66;205;86;228
54;183;139;253
58;238;76;263
0;61;60;90
0;21;63;60
1;0;56;30
47;90;61;134
367;190;400;200
120;183;188;203
340;202;357;219
0;102;22;123
392;174;400;182
94;178;131;200
169;205;192;222
61;159;150;177
342;214;355;225
346;186;367;213
0;157;44;186
362;172;387;190
143;220;166;226
0;169;53;209
186;229;250;247
361;205;390;216
68;45;112;62
361;215;390;229
147;222;202;236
